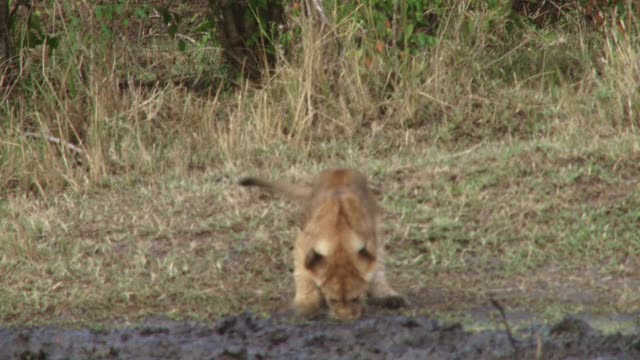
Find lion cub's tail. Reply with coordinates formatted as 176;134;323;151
238;176;312;200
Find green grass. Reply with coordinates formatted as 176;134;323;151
0;1;639;326
1;132;639;326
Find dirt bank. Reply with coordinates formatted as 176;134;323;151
2;313;639;359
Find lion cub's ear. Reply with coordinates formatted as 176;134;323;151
304;249;326;273
358;246;376;263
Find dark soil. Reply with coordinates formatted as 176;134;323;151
2;313;639;360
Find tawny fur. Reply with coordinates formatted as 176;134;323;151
239;168;405;320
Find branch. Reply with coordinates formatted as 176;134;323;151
310;0;329;27
303;0;313;19
25;132;85;157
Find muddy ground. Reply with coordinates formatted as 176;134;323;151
2;313;639;360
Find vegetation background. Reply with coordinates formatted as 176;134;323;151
0;0;638;329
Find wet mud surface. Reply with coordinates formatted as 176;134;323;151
2;313;639;360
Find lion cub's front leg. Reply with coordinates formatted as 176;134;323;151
368;265;407;308
292;268;323;317
292;233;323;318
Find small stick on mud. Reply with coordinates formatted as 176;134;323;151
490;298;519;357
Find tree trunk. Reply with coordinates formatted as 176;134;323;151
0;0;11;63
210;0;284;82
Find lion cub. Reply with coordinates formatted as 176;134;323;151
239;168;405;320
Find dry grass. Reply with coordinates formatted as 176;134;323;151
2;132;639;326
0;1;639;326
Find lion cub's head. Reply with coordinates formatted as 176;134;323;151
303;227;378;320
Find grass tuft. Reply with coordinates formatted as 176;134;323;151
0;1;639;326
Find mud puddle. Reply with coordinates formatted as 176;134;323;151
2;313;639;359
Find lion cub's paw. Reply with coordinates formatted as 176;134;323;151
293;300;323;319
371;295;407;309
